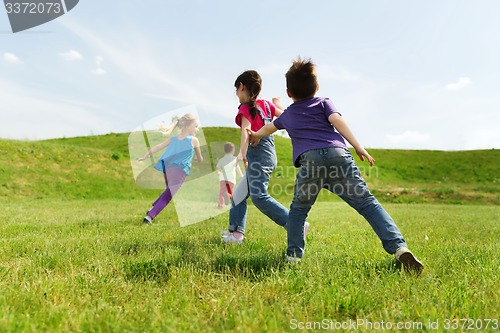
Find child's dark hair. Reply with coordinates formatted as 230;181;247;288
286;57;318;100
224;142;235;154
235;70;262;119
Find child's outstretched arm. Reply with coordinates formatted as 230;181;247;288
247;122;278;147
272;97;286;117
192;137;203;162
137;138;171;161
328;113;375;166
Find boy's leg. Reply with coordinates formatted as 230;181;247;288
287;158;322;258
328;151;407;254
226;181;234;202
218;181;226;208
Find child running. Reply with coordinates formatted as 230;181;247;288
216;142;243;209
138;113;203;224
249;58;423;272
221;70;291;244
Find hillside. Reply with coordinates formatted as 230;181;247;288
0;127;498;204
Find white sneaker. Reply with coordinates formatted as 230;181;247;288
286;255;301;264
222;234;243;244
395;247;423;273
143;215;152;224
220;230;231;238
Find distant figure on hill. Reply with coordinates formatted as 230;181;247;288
249;57;423;272
137;113;203;224
216;142;243;209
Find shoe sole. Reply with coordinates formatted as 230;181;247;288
286;256;301;264
398;252;424;273
222;239;243;244
222;235;243;244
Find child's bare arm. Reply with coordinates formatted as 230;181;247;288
247;122;278;147
192;137;203;162
137;138;171;161
328;113;375;166
272;97;285;117
237;117;252;164
236;163;244;177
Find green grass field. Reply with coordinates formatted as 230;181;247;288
0;129;499;332
0;200;498;332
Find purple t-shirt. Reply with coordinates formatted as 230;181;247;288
273;97;347;167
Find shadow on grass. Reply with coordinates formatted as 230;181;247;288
114;240;168;256
123;259;172;283
359;258;402;275
119;236;288;283
118;240;181;283
212;251;286;282
119;234;420;284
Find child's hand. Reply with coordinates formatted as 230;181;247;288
246;128;261;147
355;147;375;167
272;97;285;112
137;156;147;162
236;151;248;169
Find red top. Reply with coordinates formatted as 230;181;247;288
235;99;276;132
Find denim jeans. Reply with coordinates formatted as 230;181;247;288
228;136;289;234
288;147;407;258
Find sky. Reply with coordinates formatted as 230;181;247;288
1;0;499;150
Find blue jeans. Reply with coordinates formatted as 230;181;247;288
288;147;407;258
228;136;289;234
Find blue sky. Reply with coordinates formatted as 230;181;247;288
1;0;499;150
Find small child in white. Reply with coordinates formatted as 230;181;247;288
216;142;243;208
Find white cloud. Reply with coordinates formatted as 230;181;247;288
0;78;114;140
95;55;104;65
91;67;106;75
91;56;106;75
257;63;289;76
464;129;500;150
444;77;471;91
386;131;431;145
59;49;83;61
60;19;232;115
3;52;23;64
321;65;360;81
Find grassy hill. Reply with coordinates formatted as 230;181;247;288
0;128;499;332
0;127;498;204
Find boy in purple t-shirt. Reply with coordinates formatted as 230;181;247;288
249;58;423;272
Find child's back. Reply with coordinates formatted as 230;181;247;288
272;96;347;167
